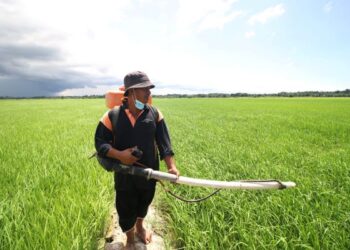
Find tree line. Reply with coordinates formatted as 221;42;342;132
1;89;349;99
154;89;350;98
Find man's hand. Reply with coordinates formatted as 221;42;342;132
164;155;179;177
117;148;139;165
168;166;180;177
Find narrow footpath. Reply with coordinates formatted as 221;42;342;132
100;204;167;250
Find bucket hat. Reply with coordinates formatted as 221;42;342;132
124;71;154;95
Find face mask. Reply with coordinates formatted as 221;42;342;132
133;91;145;110
135;99;145;110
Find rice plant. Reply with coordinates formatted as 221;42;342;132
1;98;349;249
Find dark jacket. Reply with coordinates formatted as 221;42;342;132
95;104;174;190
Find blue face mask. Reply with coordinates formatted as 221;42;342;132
135;99;145;110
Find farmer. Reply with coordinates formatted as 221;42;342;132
94;71;179;248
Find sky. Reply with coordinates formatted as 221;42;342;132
0;0;349;97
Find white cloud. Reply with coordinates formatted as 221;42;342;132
198;10;242;32
1;0;347;97
176;0;242;34
245;31;255;39
323;1;333;13
248;4;285;25
18;0;130;32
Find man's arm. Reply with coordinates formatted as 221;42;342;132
155;115;180;177
94;121;113;157
164;155;179;177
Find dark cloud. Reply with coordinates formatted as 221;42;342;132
0;5;118;97
0;43;62;61
0;43;117;97
0;69;117;98
0;75;115;97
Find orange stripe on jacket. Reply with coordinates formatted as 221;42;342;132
100;111;112;131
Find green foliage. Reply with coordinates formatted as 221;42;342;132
0;98;349;249
154;98;350;249
0;99;114;249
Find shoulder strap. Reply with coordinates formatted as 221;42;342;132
108;106;121;132
148;105;159;123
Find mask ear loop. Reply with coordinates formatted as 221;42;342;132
131;89;137;107
131;89;136;102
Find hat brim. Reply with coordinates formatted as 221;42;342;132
124;82;155;95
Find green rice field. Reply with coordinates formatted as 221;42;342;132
1;98;349;249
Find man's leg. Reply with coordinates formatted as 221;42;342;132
116;189;138;246
135;187;155;244
135;217;152;244
125;227;135;248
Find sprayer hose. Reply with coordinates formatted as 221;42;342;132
135;162;222;203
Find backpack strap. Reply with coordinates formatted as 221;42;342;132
108;106;122;145
148;105;159;123
95;106;121;172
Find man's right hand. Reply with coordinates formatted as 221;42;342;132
118;148;139;165
107;147;138;165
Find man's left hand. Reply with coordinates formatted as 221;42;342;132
168;167;180;177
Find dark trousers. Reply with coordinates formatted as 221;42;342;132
116;186;155;232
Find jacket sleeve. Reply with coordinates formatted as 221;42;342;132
94;111;113;157
155;117;174;160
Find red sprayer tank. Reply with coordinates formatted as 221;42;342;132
105;86;153;109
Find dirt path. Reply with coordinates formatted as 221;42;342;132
100;204;167;250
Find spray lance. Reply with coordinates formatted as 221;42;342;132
93;147;296;203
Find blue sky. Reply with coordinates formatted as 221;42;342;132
0;0;349;96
